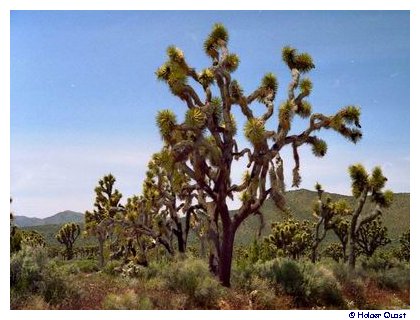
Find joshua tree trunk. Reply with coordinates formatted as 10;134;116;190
98;236;105;268
218;225;235;287
348;235;356;269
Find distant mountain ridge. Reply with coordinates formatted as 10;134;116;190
14;210;84;227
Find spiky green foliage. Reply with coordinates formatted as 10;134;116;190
185;108;206;128
311;138;328;157
244;118;266;145
348;164;369;198
156;109;177;142
56;223;80;260
329;106;362;143
299;78;312;95
296;101;312;118
223;54;240;72
281;46;315;72
198;68;215;86
265;218;312;259
204;23;229;58
261;72;278;97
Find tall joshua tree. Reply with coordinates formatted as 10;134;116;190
56;223;80;260
154;23;362;286
347;164;393;269
85;174;123;267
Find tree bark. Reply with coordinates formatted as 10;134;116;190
98;236;105;268
218;224;235;287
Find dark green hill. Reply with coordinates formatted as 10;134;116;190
235;189;410;246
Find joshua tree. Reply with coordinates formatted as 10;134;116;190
56;223;80;260
397;229;410;262
331;217;350;261
347;164;393;269
154;23;362;286
10;197;22;254
264;218;312;260
85;174;123;267
310;183;351;262
323;243;345;262
355;217;391;258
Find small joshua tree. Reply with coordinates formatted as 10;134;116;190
56;223;80;260
265;218;312;259
347;164;393;269
85;174;123;267
355;217;391;258
323;243;345;262
154;23;362;286
396;229;410;262
310;183;351;262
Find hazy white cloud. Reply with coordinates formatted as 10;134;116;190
11;141;160;217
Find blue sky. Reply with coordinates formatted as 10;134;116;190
10;11;409;217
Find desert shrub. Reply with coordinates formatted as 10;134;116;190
256;259;305;297
10;246;80;308
247;276;277;309
374;266;410;291
255;258;345;308
231;262;256;291
102;289;153;310
161;257;225;308
360;250;400;271
301;263;346;309
102;260;122;276
72;259;100;273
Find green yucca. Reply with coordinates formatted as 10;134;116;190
185;108;206;128
244;118;266;145
156;109;177;139
311;138;328;157
299;78;313;95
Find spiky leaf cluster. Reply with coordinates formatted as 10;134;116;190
310;138;328;157
299;78;313;95
198;68;215;86
223;54;240;72
185;108;206;129
156;109;177;142
282;46;315;73
348;164;369;198
329;106;362;143
244;118;266;146
296;101;312;118
204;23;229;58
258;73;278;101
